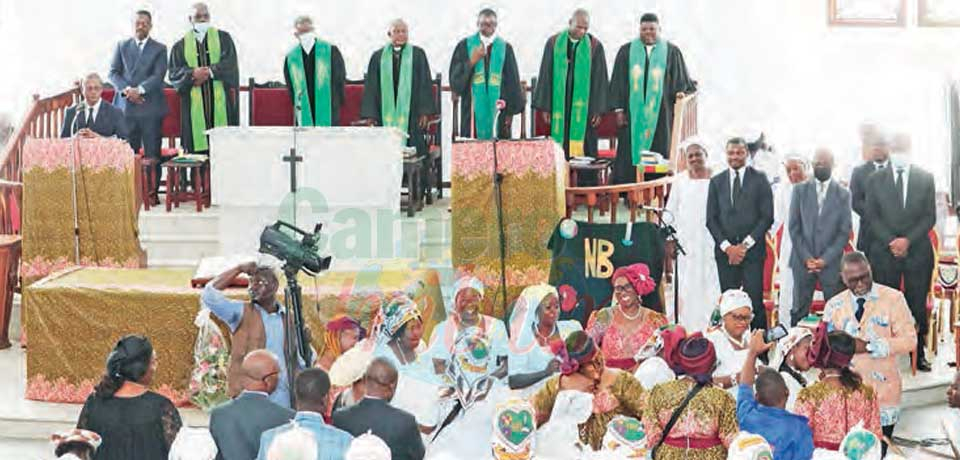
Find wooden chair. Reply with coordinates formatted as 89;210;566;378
424;73;443;203
934;231;959;330
247;78;294;126
136;87;181;210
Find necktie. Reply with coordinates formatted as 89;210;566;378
895;169;905;208
732;169;741;206
86;108;93;126
817;182;826;211
855;297;866;322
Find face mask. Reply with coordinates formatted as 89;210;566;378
193;22;210;36
298;32;316;47
813;166;832;182
890;153;910;169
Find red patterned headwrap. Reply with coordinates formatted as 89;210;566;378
612;263;657;297
807;322;853;370
551;330;599;376
660;325;687;364
670;333;716;384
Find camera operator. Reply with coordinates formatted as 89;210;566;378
202;262;308;409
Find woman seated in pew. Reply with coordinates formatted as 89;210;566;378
586;263;668;372
507;285;582;396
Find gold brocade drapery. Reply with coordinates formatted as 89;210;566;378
21;138;145;286
24;267;444;405
451;140;566;319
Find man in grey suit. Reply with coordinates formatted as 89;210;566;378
788;148;852;325
109;10;168;196
209;349;294;460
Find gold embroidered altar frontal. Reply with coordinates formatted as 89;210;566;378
23;266;444;405
21;137;145;286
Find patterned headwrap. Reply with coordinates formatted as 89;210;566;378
727;432;774;460
670;333;716;384
380;295;421;339
770;327;813;371
491;398;537;460
637;324;687;362
51;429;102;457
601;416;648;458
551;330;598;376
450;276;485;315
611;263;657;297
345;431;392;460
323;315;365;360
508;284;559;353
839;422;881;460
807;322;853;370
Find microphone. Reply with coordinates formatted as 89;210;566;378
493;99;506;136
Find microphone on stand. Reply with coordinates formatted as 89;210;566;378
493;99;506;137
72;100;88;137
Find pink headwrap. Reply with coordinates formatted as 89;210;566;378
612;263;657;297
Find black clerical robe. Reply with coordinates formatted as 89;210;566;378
531;33;608;159
360;44;436;157
282;43;347;126
168;29;240;154
448;36;523;139
608;41;695;184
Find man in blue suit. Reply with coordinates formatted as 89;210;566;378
259;368;353;460
59;73;127;139
109;9;168;196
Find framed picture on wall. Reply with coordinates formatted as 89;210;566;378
828;0;907;26
919;0;960;27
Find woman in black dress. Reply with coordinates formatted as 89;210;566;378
77;335;182;460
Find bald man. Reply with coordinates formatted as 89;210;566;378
209;350;294;460
789;148;852;325
333;358;424;460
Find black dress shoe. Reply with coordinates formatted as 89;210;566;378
917;358;933;372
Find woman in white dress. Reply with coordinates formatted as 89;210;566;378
507;285;582;396
769;326;817;410
664;138;721;332
705;289;755;399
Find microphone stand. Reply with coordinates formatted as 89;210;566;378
491;109;508;317
68;102;85;265
652;209;685;321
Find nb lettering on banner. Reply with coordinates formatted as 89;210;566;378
584;238;614;279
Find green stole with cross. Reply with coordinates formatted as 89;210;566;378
551;31;592;157
467;33;506;140
184;28;228;152
379;44;414;132
286;39;333;126
628;39;667;165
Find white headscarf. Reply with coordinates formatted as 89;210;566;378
727;432;774;460
535;390;593;459
345;431;391;460
449;276;485;316
770;327;813;371
329;343;375;387
266;425;318;460
719;289;752;317
168;427;218;460
508;284;558;353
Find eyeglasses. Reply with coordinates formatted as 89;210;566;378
729;313;754;323
257;371;279;382
612;284;635;293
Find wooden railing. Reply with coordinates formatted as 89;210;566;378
0;87;80;234
566;93;698;223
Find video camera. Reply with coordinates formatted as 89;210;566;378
258;220;332;276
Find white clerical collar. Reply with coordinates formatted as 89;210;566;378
393;45;404;52
645;44;654;53
874;160;889;169
301;40;315;54
480;32;496;46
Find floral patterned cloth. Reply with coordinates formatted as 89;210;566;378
586;306;667;368
532;371;648;451
821;284;916;426
793;381;882;450
451;139;565;318
643;379;739;460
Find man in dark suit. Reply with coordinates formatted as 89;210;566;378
864;134;936;371
109;9;168;195
333;357;425;460
850;133;890;253
788;148;852;325
59;73;128;139
209;349;294;460
707;137;774;330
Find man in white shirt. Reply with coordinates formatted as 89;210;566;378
773;154;808;326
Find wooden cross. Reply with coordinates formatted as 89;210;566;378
573;100;586;122
283;147;303;193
